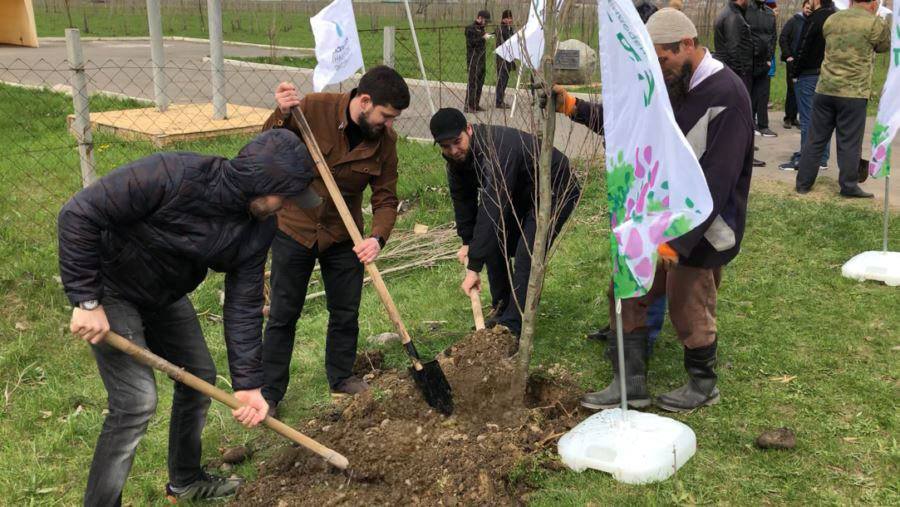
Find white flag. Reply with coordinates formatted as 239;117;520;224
310;0;364;92
598;0;713;298
495;0;564;70
869;0;899;178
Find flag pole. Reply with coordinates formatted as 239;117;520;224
883;174;890;252
402;0;436;115
614;298;628;420
509;65;525;118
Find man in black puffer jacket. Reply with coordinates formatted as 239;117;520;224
746;0;778;136
58;128;317;505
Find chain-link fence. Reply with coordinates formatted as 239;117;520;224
0;25;601;248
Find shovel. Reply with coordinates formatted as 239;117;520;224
469;289;485;331
288;106;454;416
103;331;349;470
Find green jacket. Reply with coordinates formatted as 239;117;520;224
817;7;891;99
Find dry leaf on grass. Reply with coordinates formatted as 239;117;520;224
769;374;797;383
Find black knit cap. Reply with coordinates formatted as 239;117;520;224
477;10;491;20
429;108;468;144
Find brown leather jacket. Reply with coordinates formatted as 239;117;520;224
262;91;399;251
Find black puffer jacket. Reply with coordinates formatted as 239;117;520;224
714;1;753;78
746;0;777;76
58;129;314;390
793;2;836;77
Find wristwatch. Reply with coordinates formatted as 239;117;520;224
78;300;100;311
372;235;385;248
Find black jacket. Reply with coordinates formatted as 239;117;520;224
465;21;488;66
779;12;807;62
636;2;659;24
495;23;517;69
714;1;753;78
446;125;579;273
793;3;836;77
58;129;314;390
746;0;777;76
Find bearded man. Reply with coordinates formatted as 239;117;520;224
551;8;754;412
259;66;410;414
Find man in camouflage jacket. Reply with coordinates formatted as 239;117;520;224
795;0;891;197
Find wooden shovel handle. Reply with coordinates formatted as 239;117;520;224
288;107;422;370
103;331;349;470
469;290;485;330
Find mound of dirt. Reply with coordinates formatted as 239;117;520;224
234;328;584;506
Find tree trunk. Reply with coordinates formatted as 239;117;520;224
514;0;559;394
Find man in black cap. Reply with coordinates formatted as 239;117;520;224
58;129;317;504
430;108;580;337
465;10;492;112
494;9;516;109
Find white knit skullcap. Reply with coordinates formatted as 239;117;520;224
645;8;698;44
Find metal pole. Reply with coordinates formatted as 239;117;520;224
66;28;96;188
383;26;395;68
146;0;169;111
207;0;227;119
614;298;628;419
509;65;524;118
883;175;890;252
402;0;436;115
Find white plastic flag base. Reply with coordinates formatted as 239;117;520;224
557;408;696;484
841;251;900;286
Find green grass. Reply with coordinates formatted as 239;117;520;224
1;82;899;505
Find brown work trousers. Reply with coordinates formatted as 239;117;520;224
608;263;722;349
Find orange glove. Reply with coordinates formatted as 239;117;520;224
553;85;577;117
658;243;678;264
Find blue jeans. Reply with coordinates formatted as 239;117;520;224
85;294;215;506
647;296;666;354
794;75;830;166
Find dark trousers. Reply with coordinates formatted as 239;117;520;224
796;93;868;192
794;74;830;166
262;232;363;401
487;192;579;335
466;55;486;108
85;294;215;506
495;61;512;106
483;224;519;313
784;62;798;122
750;73;771;129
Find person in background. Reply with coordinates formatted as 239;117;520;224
795;0;891;197
636;0;660;23
465;10;493;113
716;0;765;167
747;0;778;137
780;0;836;171
495;9;516;109
779;0;812;129
668;0;685;11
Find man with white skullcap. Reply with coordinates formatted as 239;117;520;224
549;8;755;412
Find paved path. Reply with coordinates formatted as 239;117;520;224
1;38;896;208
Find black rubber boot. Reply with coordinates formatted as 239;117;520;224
656;340;720;412
580;330;651;410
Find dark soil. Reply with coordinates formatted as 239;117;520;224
234;328;583;506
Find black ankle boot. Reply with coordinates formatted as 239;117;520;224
581;330;651;410
656;340;720;412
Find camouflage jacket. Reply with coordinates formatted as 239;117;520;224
817;7;891;99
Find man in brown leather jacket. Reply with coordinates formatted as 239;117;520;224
260;66;410;414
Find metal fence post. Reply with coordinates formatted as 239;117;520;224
207;0;227;119
146;0;169;112
383;26;395;68
65;28;96;188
